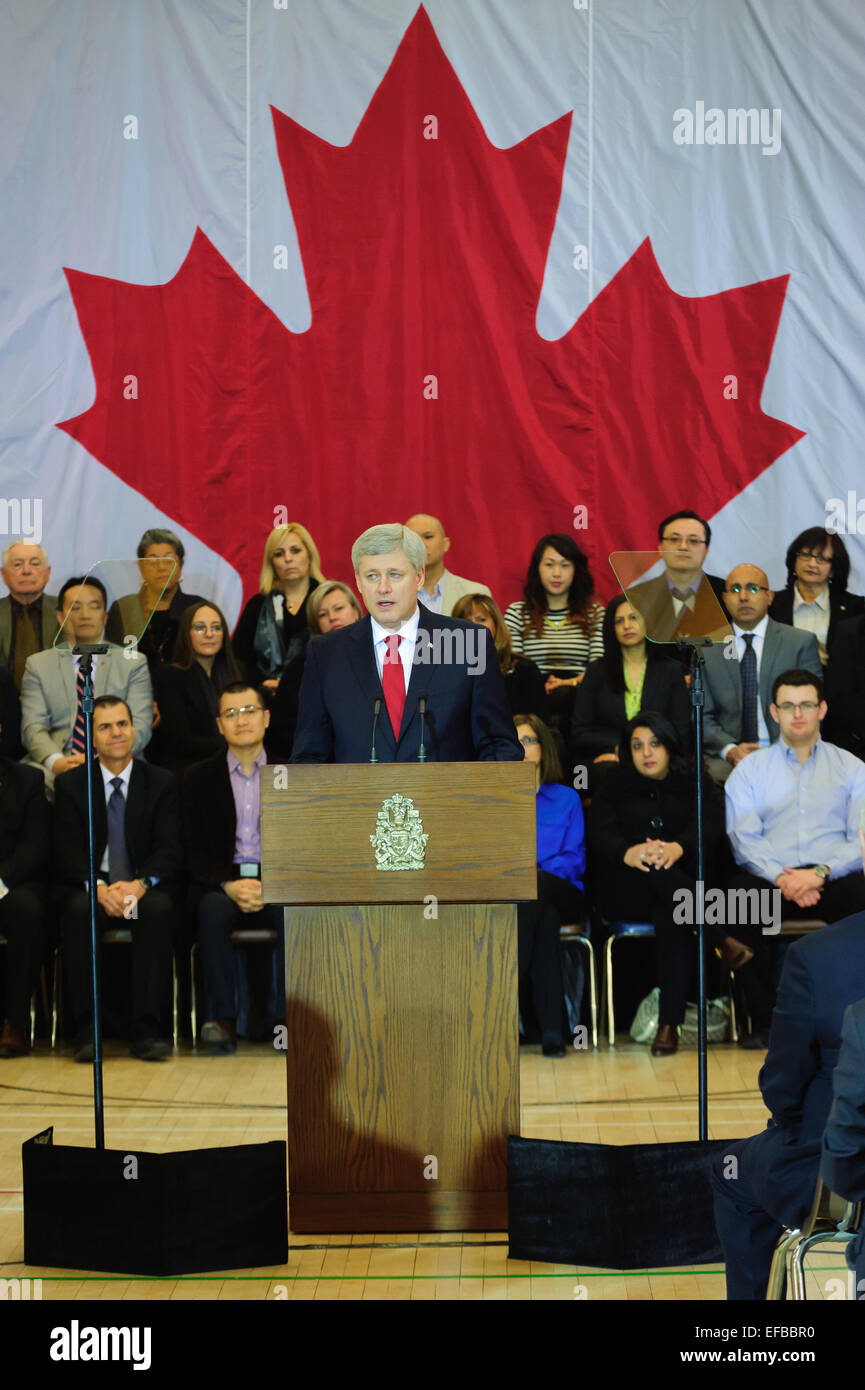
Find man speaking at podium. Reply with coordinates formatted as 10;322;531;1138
291;524;522;763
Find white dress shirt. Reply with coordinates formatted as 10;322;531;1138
370;607;421;694
98;756;133;874
720;615;770;759
792;583;830;664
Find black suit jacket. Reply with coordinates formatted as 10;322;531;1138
291;610;522;763
624;570;730;646
150;663;226;773
769;587;865;655
568;654;689;761
181;750;239;898
0;758;50;887
821;995;865;1287
823;614;865;757
53;759;182;889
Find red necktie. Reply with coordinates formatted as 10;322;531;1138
382;634;405;739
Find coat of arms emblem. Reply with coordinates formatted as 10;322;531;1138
370;793;429;871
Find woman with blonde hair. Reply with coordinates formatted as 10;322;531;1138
232;524;324;689
451;592;547;718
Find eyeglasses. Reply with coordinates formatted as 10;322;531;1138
725;583;769;595
219;705;264;719
775;701;820;713
519;735;539;746
661;534;707;548
191;623;223;634
795;551;833;566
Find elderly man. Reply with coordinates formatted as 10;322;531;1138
0;539;58;690
291;523;521;763
405;513;491;616
701;564;821;782
20;576;153;792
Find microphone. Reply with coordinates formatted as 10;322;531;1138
370;698;382;763
417;696;427;763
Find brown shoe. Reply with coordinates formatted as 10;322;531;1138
717;936;755;971
651;1024;679;1056
0;1024;29;1058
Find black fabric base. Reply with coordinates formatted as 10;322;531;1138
508;1134;731;1268
23;1127;287;1275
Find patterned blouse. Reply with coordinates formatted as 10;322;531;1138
503;601;604;676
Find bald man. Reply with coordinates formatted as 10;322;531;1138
702;563;822;783
405;514;490;616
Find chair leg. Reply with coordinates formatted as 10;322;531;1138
51;946;60;1051
171;955;179;1050
29;992;37;1050
189;942;198;1049
586;938;598;1050
605;934;616;1048
787;1232;810;1300
727;966;739;1043
766;1227;799;1300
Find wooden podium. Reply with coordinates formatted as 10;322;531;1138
261;762;536;1233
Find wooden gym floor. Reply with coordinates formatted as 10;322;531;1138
0;1039;849;1301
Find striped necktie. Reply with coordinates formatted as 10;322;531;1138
70;662;87;754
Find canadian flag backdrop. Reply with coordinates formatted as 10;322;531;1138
1;0;863;622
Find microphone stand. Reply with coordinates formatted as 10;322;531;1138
677;635;710;1142
73;643;109;1149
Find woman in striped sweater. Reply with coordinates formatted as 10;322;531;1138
504;533;604;729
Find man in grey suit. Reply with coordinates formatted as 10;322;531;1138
21;576;152;792
405;513;491;616
0;539;58;691
702;563;821;782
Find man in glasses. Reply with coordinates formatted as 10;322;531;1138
701;564;821;784
724;669;865;1046
625;509;730;645
182;681;283;1053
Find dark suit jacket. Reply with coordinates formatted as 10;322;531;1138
181;750;239;898
0;758;50;887
568;654;689;762
587;763;725;884
291;610;523;763
624;571;729;646
821;995;865;1288
53;758;182;890
105;587;206;668
769;587;865;656
701;618;821;755
740;914;865;1229
824;614;865;757
150;663;226;774
0;593;59;671
0;666;21;759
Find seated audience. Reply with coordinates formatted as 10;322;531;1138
588;712;736;1056
232;524;324;691
0;540;58;690
503;533;603;728
569;594;689;790
821;993;865;1295
725;669;865;1048
182;682;285;1053
105;527;205;669
701;564;821;783
267;580;362;762
711;844;865;1300
0;748;50;1058
823;612;865;758
405;513;491;615
452;592;547;720
625;510;729;645
54;697;181;1061
514;713;586;1058
769;525;864;665
21;577;153;793
149;601;243;775
0;668;21;759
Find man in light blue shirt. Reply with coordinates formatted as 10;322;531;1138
725;667;865;1046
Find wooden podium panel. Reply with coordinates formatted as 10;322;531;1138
284;903;518;1233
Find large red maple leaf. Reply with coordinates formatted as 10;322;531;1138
58;6;803;609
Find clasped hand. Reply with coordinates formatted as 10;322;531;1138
624;838;684;872
775;867;824;909
224;879;264;913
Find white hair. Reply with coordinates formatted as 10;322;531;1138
351;524;426;575
2;538;47;566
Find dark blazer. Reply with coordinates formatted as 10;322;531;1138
233;588;314;679
53;758;182;889
736;914;865;1230
587;763;725;883
0;593;59;672
769;587;865;657
568;654;689;762
105;588;206;668
821;995;865;1288
503;656;548;721
150;663;226;774
181;750;239;898
0;758;50;887
823;614;865;757
291;610;523;763
701;618;821;755
624;571;729;645
0;666;21;759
